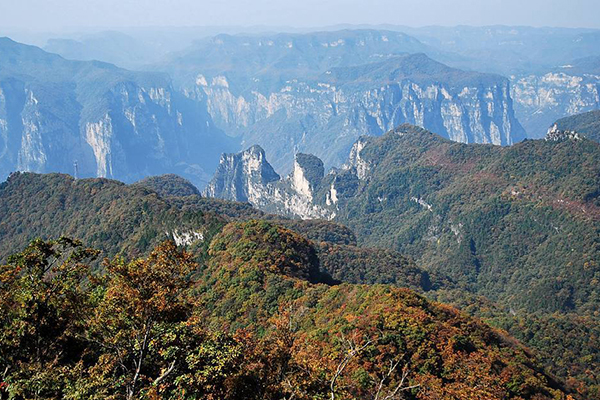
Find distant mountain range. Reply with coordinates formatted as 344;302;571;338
39;26;600;139
512;56;600;138
397;26;600;75
164;31;525;171
0;26;599;183
397;26;600;139
0;37;236;188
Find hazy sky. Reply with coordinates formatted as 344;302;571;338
1;0;599;31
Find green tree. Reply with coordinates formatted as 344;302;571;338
0;237;98;399
84;241;198;399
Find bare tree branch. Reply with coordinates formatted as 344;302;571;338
153;359;177;387
374;360;420;400
127;317;153;400
330;334;372;400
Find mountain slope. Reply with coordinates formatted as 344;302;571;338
549;109;600;142
204;125;600;396
0;172;430;294
194;219;571;399
0;218;573;399
206;124;600;316
0;172;224;259
0;37;235;188
328;125;600;316
164;30;525;172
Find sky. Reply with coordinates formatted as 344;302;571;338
0;0;599;31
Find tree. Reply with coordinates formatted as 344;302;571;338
85;241;198;399
0;237;98;399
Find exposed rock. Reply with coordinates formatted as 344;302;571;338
0;38;235;189
168;229;204;246
545;124;584;142
203;145;279;202
291;153;324;200
172;40;526;172
512;67;600;138
549;109;600;143
204;147;334;220
205;125;442;220
344;137;371;180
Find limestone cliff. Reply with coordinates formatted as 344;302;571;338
0;38;234;188
184;53;526;171
204;147;333;220
512;60;600;138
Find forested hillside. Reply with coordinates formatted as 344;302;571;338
0;222;573;399
203;124;600;397
0;172;428;293
317;125;600;316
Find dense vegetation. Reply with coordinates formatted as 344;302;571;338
329;125;600;316
431;289;600;398
0;173;225;260
306;125;600;397
316;243;437;291
134;174;201;197
0;226;574;399
0;173;355;262
491;313;600;397
0;172;404;281
1;170;599;398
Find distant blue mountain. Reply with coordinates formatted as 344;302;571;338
0;38;236;188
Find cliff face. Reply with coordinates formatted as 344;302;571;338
204;146;333;219
0;38;234;188
203;145;280;202
204;127;434;219
164;30;527;172
187;54;525;172
512;60;600;138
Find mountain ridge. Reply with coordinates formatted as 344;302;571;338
165;31;526;172
0;38;236;188
205;123;600;316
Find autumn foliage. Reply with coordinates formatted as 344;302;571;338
0;223;577;399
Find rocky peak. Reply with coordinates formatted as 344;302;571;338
203;145;279;202
204;146;334;220
344;137;371;180
204;125;450;220
290;153;324;200
240;145;280;184
545;124;584;142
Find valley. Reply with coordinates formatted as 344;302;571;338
1;13;600;399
